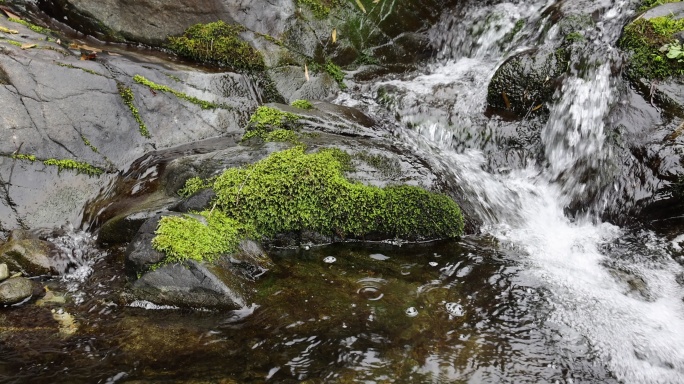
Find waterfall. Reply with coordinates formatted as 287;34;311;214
339;0;684;382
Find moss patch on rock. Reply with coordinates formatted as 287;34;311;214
241;106;301;142
619;15;684;80
117;83;149;138
10;154;103;176
154;147;464;264
133;75;222;109
291;99;314;110
167;21;264;71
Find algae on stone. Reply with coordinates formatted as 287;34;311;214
619;15;684;80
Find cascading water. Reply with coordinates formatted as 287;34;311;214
338;0;684;382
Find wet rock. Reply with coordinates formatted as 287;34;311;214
0;277;34;305
0;264;8;282
171;188;216;213
0;230;55;276
130;259;248;310
124;213;184;277
487;47;569;118
97;193;178;246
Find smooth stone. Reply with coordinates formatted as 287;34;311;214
0;277;33;305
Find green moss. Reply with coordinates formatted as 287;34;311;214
42;158;103;176
263;129;300;143
152;211;254;264
11;154;36;162
133;75;221;110
565;31;585;43
80;135;98;153
296;0;335;18
0;38;23;47
619;16;684;80
55;62;107;77
7;18;53;35
165;73;183;82
290;99;314;110
209;147;463;240
154;147;464;264
325;60;346;89
167;21;264;71
117;83;150;138
178;176;213;198
354;151;402;178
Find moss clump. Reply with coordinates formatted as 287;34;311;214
178;176;213;198
11;154;37;162
242;106;301;142
55;62;107;77
211;147;462;239
133;75;221;110
152;211;254;264
296;0;336;18
7;18;53;35
42;158;103;176
0;38;23;47
117;84;150;138
325;60;346;89
263;129;300;143
291;99;314;110
619;16;684;80
167;21;264;71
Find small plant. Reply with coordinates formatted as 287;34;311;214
325;60;346;89
118;83;150;138
291;99;314;110
133;75;221;110
666;42;684;62
619;15;684;80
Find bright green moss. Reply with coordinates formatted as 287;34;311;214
210;147;463;239
325;60;346;89
133;75;220;110
42;158;103;176
263;129;300;143
291;99;314;110
619;16;684;80
11;154;37;162
152;211;254;264
7;18;53;35
55;62;106;77
155;148;464;264
242;106;301;142
296;0;333;18
117;84;150;138
167;21;264;71
178;176;213;198
0;38;22;47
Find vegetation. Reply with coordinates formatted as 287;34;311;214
55;62;107;77
43;158;103;176
117;84;150;138
639;0;682;12
291;99;314;110
296;0;336;18
325;60;347;89
153;147;464;264
167;21;264;71
11;153;103;176
242;106;301;142
7;18;53;35
178;176;213;198
619;15;684;80
133;75;221;109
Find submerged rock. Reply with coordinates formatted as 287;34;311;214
0;277;34;305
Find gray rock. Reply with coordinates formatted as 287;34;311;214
124;213;184;277
171;189;217;213
131;260;247;309
641;3;684;20
0;231;55;276
0;264;8;282
0;277;33;305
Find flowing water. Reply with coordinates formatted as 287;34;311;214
3;0;684;383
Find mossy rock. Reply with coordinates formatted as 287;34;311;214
167;21;265;71
152;147;464;265
487;48;569;118
619;4;684;81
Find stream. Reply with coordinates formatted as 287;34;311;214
2;0;684;383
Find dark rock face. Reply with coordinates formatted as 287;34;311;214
487;48;568;118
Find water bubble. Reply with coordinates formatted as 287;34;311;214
429;262;438;267
445;302;464;317
405;307;419;317
323;256;336;263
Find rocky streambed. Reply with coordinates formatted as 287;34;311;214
1;0;684;382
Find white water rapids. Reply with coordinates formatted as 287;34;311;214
339;0;684;382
